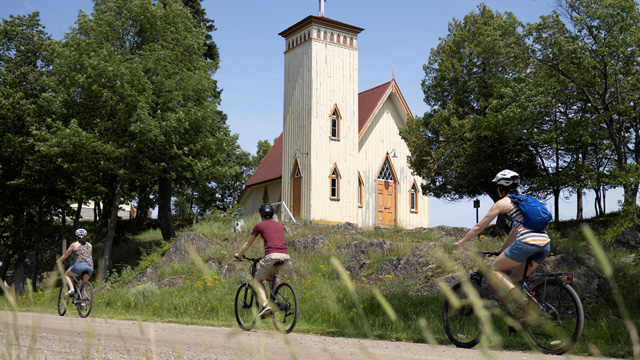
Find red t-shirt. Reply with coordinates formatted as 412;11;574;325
251;219;289;255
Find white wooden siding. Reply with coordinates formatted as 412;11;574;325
358;97;430;229
241;181;282;218
282;28;359;224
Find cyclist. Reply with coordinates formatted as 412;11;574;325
56;228;94;297
452;170;551;311
234;203;290;319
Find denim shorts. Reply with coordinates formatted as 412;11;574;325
503;241;550;264
69;262;93;277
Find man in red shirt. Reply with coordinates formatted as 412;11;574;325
235;203;290;318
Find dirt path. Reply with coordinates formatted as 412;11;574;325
0;311;615;360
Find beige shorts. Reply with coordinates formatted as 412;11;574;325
256;253;290;280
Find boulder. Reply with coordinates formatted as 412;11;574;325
159;232;213;267
422;274;459;294
609;225;640;250
335;238;392;255
333;222;358;231
415;226;470;241
343;250;369;276
158;275;186;290
370;244;434;282
534;254;610;304
132;232;214;285
205;260;235;279
288;233;329;253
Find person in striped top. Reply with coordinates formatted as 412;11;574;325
453;170;551;306
57;228;94;297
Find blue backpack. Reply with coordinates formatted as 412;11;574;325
507;194;552;232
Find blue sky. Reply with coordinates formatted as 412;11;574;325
2;0;624;228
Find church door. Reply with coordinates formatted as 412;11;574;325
376;157;396;227
291;161;302;218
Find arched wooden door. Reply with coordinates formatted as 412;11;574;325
376;156;397;227
290;160;302;218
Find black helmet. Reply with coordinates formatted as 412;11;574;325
259;203;275;219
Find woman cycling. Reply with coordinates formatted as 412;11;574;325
452;170;551;312
57;228;94;296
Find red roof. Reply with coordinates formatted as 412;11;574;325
241;81;395;193
358;80;393;133
245;133;284;187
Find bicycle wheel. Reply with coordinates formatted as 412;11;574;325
57;282;70;316
235;282;259;331
272;282;298;334
525;279;584;355
77;281;94;318
442;282;484;348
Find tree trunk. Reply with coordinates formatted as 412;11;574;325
576;188;583;220
158;176;175;242
0;262;9;296
553;188;561;223
73;198;83;230
594;185;603;217
623;183;639;210
61;207;67;254
136;182;154;221
98;178;123;283
31;201;44;292
14;260;26;296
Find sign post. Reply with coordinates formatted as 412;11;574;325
473;199;480;223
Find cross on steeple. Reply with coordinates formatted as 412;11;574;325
319;0;327;17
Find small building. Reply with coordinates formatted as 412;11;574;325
69;201;150;221
238;9;429;229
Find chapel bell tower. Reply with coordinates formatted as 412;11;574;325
279;6;363;223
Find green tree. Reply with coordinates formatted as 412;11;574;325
527;0;640;209
252;139;273;169
173;132;252;223
54;0;235;281
0;12;60;293
401;4;538;205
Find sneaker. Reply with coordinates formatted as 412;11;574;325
65;290;75;298
258;305;272;319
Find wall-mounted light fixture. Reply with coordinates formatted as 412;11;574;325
293;149;309;159
386;149;398;158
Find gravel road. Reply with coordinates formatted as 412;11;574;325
0;311;617;360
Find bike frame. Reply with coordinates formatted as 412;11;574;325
470;252;575;313
246;257;281;299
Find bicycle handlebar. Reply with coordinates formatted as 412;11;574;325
234;256;262;263
478;251;501;257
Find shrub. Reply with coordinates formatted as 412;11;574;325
129;282;159;302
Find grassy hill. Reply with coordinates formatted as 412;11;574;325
2;213;639;358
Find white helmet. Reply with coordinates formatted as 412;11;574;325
75;228;87;238
492;169;520;186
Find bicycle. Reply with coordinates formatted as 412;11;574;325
57;271;94;318
442;251;584;355
234;256;298;333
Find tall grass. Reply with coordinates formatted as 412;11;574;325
1;220;639;359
